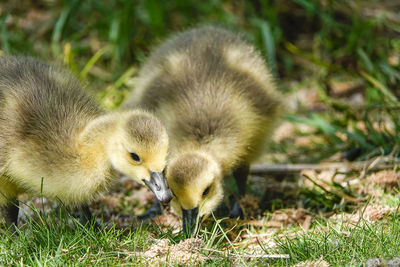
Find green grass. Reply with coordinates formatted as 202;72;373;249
276;218;400;266
2;203;399;266
0;211;150;265
0;204;257;266
1;0;400;266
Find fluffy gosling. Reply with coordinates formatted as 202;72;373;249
0;56;172;232
123;26;282;236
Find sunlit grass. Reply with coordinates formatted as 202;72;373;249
275;215;400;266
0;0;399;265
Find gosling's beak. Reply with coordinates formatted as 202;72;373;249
143;171;173;204
182;207;199;237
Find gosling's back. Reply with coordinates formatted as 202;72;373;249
0;56;102;177
125;26;281;170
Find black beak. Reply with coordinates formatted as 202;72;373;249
143;171;173;204
182;207;199;237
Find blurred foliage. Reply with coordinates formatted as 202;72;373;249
0;0;399;160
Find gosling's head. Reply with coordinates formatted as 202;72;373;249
108;110;172;203
167;151;223;236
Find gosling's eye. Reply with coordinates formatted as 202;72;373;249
202;186;211;196
130;152;141;162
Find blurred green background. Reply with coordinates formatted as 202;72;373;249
1;3;400;265
1;0;399;162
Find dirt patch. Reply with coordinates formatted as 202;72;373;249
365;257;400;267
153;210;181;233
139;238;206;265
366;170;400;190
293;256;329;267
268;208;311;229
330;204;395;224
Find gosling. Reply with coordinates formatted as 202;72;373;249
0;55;172;232
123;26;282;236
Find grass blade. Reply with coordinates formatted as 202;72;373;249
80;45;111;80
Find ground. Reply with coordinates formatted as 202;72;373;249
0;0;400;266
2;89;399;265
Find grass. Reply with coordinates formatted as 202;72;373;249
1;0;400;266
2;200;399;265
0;203;256;265
275;216;400;266
0;219;150;265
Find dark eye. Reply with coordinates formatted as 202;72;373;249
202;186;211;196
130;152;141;162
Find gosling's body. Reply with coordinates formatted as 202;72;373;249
0;57;107;206
124;26;281;234
0;56;171;230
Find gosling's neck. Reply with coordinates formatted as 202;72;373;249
77;113;119;170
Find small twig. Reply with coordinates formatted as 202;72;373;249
201;248;289;259
240;254;290;259
360;156;383;178
242;232;272;239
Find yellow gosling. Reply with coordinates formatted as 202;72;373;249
124;26;282;236
0;56;172;232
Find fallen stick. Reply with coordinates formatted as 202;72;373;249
202;248;289;259
250;161;393;175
